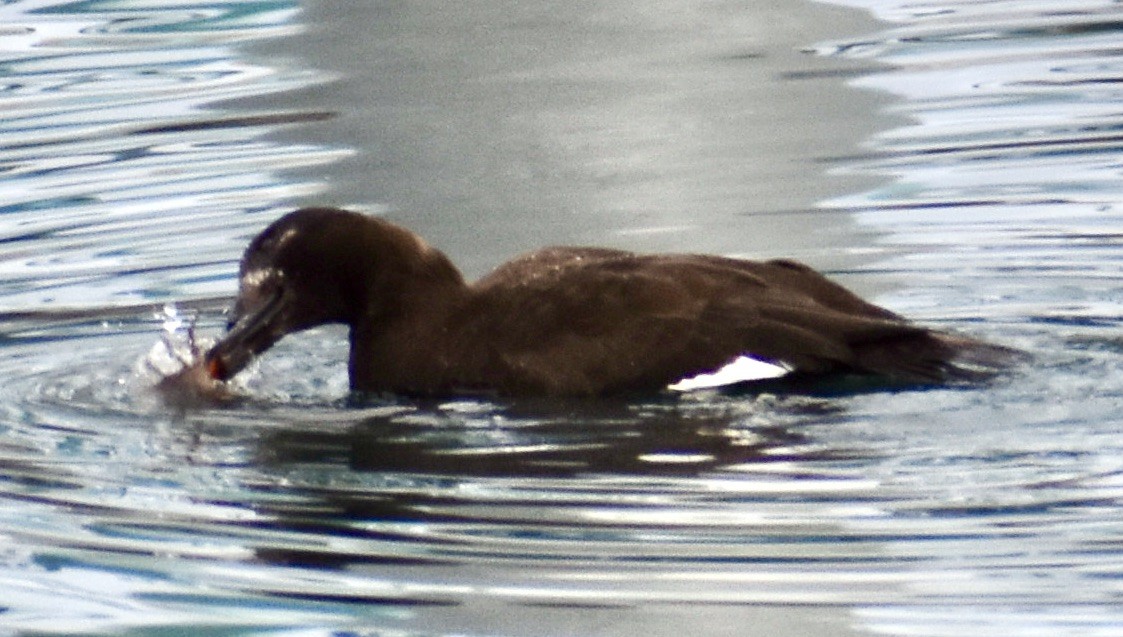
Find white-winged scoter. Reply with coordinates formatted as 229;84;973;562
203;207;1019;396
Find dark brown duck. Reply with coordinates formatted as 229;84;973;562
204;207;1017;396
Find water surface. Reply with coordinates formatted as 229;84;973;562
2;1;1123;636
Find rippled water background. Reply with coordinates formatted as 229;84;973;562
2;0;1123;635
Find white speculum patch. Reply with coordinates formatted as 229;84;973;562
668;355;791;392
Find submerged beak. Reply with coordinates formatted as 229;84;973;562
204;288;289;381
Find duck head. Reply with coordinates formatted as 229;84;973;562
204;208;365;380
204;207;464;382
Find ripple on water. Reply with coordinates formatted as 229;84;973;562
4;0;1123;635
0;314;924;629
0;0;351;312
5;316;1123;634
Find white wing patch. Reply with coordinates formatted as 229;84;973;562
668;355;791;392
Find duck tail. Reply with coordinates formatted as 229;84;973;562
853;331;1026;384
936;332;1029;381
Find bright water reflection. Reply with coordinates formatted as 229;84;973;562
817;1;1123;634
0;0;345;310
2;0;1123;636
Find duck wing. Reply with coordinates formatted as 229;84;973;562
465;250;990;395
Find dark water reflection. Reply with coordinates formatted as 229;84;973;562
4;0;1123;636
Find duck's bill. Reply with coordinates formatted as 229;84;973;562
204;289;288;381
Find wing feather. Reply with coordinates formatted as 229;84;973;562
461;250;983;394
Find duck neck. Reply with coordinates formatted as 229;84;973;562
337;218;465;324
346;222;470;390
